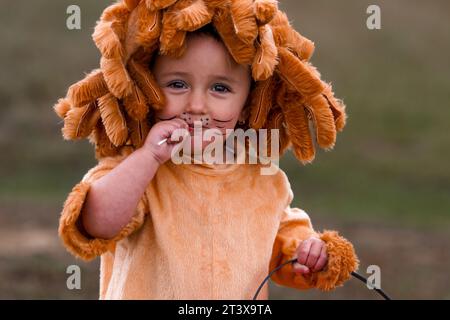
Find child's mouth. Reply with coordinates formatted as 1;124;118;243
188;125;209;133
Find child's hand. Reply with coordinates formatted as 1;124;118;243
143;118;189;165
292;236;328;275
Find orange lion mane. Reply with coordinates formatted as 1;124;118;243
54;0;347;163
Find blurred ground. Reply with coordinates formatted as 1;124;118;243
0;0;449;299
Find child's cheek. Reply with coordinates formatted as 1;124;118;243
161;95;186;116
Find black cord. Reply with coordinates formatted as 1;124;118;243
350;270;391;300
253;258;391;300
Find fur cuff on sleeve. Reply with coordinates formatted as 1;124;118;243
58;181;146;261
302;230;359;291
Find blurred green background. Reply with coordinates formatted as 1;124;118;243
0;0;449;299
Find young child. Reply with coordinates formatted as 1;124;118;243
54;0;358;299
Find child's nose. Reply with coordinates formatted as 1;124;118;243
185;90;208;114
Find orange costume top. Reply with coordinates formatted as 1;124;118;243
59;147;357;299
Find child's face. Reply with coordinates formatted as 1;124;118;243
152;34;252;152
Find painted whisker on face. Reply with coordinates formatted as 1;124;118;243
213;118;233;123
213;118;233;129
157;116;177;121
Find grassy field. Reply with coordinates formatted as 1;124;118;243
0;0;449;299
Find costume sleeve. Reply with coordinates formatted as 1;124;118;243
269;193;359;291
58;155;149;261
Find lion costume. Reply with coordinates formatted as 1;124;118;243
55;0;358;299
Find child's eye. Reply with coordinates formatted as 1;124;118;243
212;84;231;93
167;81;187;89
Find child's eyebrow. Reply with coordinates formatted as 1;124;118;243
211;75;237;84
161;71;190;78
161;71;237;84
